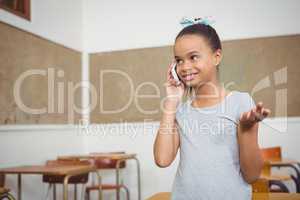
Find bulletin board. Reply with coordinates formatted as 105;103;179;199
90;34;300;123
0;22;82;124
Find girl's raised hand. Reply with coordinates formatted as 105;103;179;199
164;62;185;105
239;102;271;128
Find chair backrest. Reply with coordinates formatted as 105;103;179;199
93;151;126;169
46;159;91;166
43;159;91;184
261;146;282;160
90;151;125;155
261;161;271;176
252;178;269;193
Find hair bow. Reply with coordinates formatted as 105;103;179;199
180;16;215;28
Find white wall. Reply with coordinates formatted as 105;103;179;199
83;0;300;53
0;0;83;51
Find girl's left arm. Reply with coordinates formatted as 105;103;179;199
237;102;271;184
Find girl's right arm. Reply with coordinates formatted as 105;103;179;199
153;63;184;168
154;100;180;167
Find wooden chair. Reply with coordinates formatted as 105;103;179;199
43;159;92;200
146;192;170;200
260;147;292;193
0;174;16;200
252;178;270;193
85;152;130;200
261;146;282;160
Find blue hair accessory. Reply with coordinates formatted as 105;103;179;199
180;16;215;28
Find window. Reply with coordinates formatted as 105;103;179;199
0;0;31;21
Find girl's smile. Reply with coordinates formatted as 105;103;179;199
181;72;199;82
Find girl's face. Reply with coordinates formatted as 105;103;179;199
174;34;222;88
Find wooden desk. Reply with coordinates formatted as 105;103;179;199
0;165;102;200
146;192;300;200
59;153;137;160
58;153;141;200
268;159;299;166
253;193;300;200
147;192;170;200
260;174;291;181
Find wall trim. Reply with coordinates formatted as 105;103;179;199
0;124;80;132
1;117;299;132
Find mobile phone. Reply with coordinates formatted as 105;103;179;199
171;63;181;85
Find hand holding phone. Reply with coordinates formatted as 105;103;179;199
171;63;181;85
166;62;185;103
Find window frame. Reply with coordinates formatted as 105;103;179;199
0;0;31;21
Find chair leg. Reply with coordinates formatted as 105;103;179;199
74;184;77;200
274;164;300;193
85;189;90;200
291;175;300;193
53;184;57;200
0;193;16;200
121;186;130;200
269;180;289;193
81;184;86;200
45;184;51;200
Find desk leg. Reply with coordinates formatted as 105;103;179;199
94;171;103;200
133;157;141;200
74;184;77;200
63;175;71;200
116;161;121;200
53;184;56;200
18;174;22;200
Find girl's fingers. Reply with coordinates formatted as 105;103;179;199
167;70;173;82
262;108;271;117
167;74;171;81
167;69;171;80
254;109;267;122
170;79;178;86
250;109;256;121
165;78;180;87
255;107;271;121
167;62;173;80
168;61;176;72
167;62;176;81
240;106;271;125
240;112;248;121
256;102;263;113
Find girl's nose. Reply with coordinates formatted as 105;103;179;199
180;61;193;72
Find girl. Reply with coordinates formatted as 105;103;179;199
153;21;271;199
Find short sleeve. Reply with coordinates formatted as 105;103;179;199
238;92;256;116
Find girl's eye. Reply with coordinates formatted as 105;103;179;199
191;55;200;61
176;59;183;65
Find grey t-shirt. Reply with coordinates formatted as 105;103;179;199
171;91;255;200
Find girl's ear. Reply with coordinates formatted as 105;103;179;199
213;49;222;66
